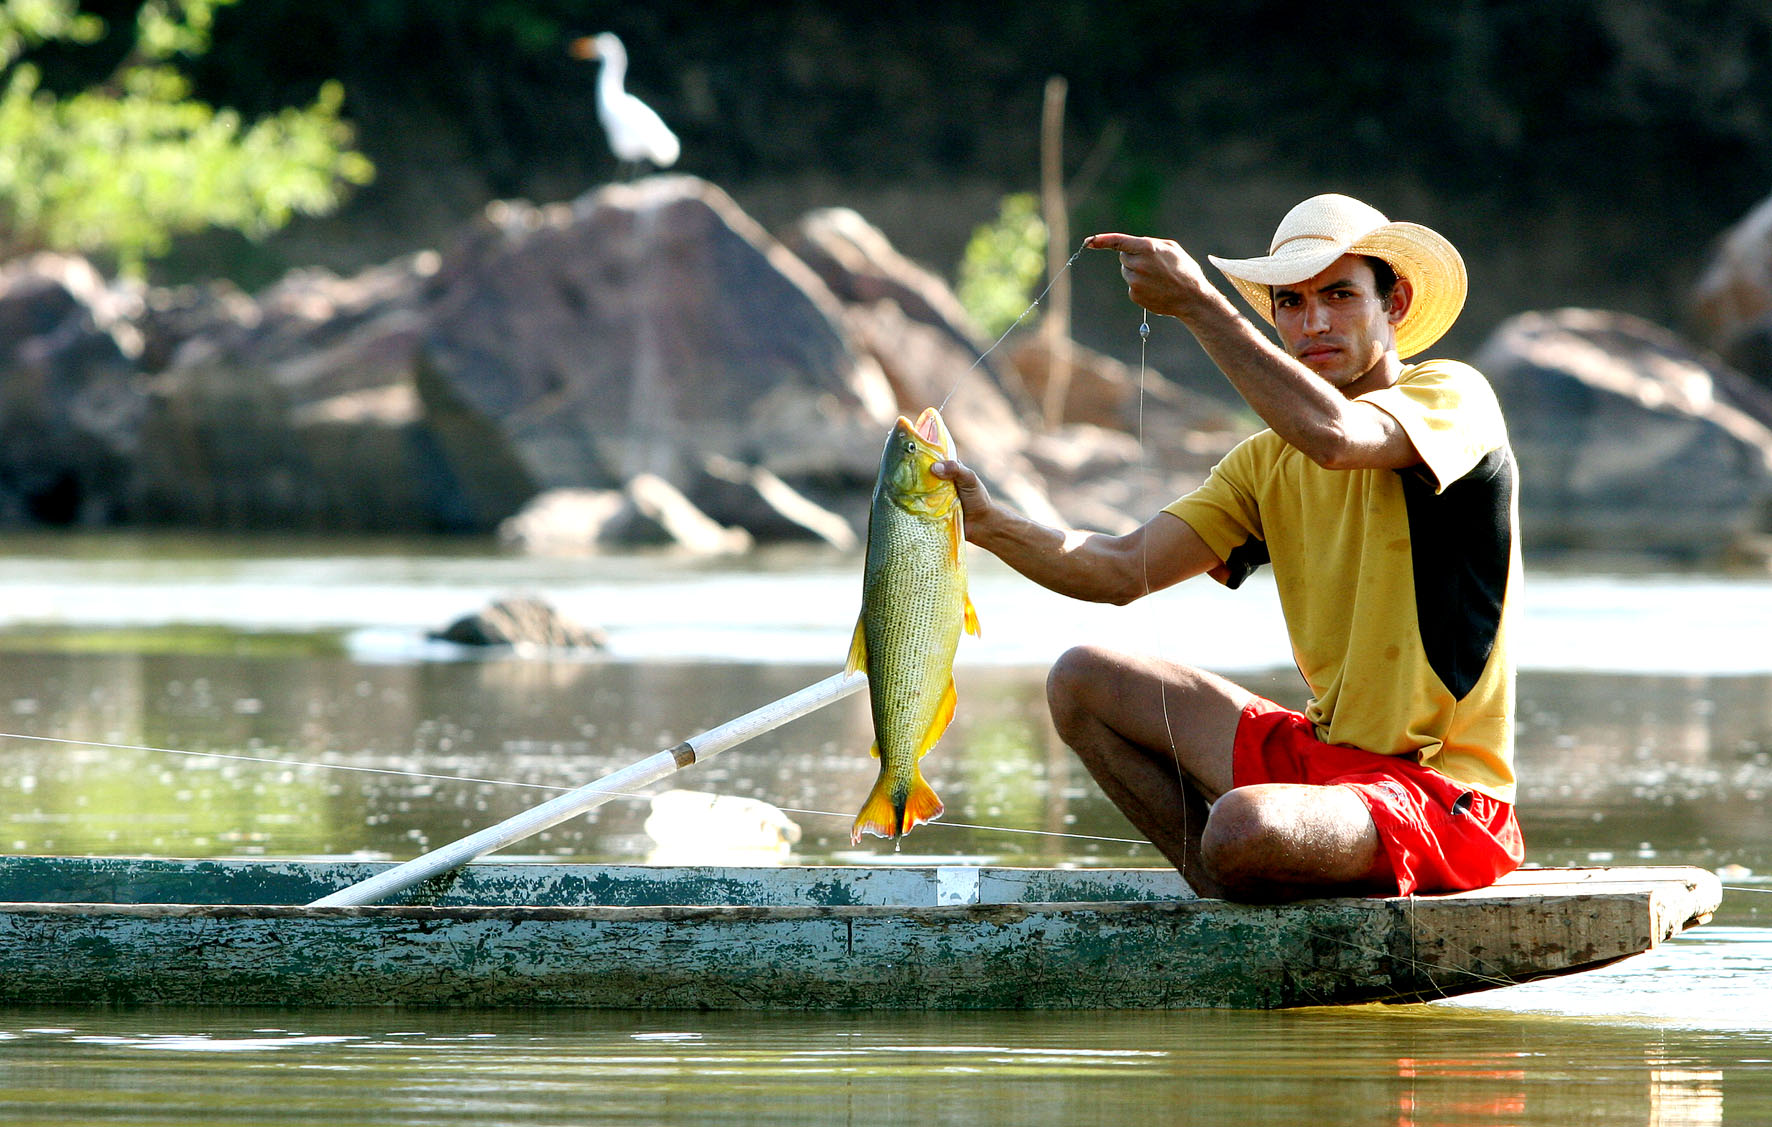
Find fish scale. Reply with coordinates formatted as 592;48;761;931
846;407;979;842
864;498;965;779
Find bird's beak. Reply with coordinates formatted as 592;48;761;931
568;36;599;60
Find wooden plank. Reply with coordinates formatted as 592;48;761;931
1382;868;1722;1002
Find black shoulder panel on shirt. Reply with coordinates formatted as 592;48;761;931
1397;446;1515;700
1221;536;1271;590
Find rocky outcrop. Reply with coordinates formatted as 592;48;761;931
18;178;1772;564
119;176;1113;548
1477;308;1772;555
1691;194;1772;380
130;252;496;531
0;255;149;525
0;177;1261;550
499;475;753;556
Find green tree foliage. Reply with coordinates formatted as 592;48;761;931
956;193;1047;337
0;0;372;273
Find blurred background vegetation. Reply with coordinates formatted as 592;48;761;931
0;0;369;272
6;0;1769;386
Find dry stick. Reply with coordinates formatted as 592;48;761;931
308;671;866;907
1039;74;1073;431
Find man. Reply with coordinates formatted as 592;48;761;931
935;194;1523;902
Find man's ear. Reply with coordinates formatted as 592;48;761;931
1386;276;1414;325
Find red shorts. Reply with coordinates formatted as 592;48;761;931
1233;696;1524;896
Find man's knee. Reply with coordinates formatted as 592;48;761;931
1199;784;1385;897
1198;787;1280;885
1044;644;1116;735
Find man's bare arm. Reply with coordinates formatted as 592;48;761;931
935;459;1222;604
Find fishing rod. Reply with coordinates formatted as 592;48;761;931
308;670;867;906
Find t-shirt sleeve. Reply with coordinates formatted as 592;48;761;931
1360;360;1508;493
1162;435;1270;586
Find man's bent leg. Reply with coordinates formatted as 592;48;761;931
1045;645;1251;896
1201;783;1392;902
1047;646;1395;902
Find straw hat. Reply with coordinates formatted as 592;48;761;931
1207;194;1467;359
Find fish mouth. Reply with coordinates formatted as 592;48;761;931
898;406;955;459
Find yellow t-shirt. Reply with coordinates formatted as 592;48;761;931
1165;359;1521;802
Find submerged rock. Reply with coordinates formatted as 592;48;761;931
430;594;606;649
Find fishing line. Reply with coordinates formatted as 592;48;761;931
1131;308;1193;880
938;238;1089;413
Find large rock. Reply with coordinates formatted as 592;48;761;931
128;251;522;531
0;255;149;524
1477;308;1772;556
1010;332;1250;525
418;178;891;500
1691;193;1772;378
687;454;857;549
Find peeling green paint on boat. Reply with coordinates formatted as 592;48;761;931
0;858;1720;1011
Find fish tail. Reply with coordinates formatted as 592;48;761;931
850;772;899;844
850;768;944;845
901;768;944;835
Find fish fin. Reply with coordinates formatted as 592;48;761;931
963;592;980;636
850;773;899;843
849;769;945;844
916;678;959;759
948;505;965;567
844;614;867;675
900;769;945;836
867;740;880;761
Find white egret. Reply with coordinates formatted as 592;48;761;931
569;32;681;173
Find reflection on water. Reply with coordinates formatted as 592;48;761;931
0;1004;1760;1127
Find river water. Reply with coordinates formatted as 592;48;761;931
0;534;1766;1126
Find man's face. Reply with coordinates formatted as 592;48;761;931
1270;255;1403;389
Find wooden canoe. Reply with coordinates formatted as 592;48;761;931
0;857;1719;1010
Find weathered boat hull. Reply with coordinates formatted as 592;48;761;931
0;859;1719;1010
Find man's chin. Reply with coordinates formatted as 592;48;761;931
1298;355;1347;380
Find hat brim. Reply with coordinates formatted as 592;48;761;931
1207;222;1467;360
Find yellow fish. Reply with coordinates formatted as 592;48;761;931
846;406;980;843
